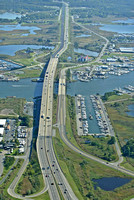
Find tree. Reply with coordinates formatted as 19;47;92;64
122;139;134;158
108;136;115;144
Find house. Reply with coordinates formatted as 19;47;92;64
78;56;91;62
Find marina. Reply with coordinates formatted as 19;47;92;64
75;95;89;136
67;70;134;133
72;61;134;82
0;59;22;71
90;95;110;136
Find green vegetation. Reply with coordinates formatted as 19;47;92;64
66;96;79;148
53;94;58;125
0;157;16;180
102;92;131;102
4;156;15;170
17;139;44;196
105;95;134;168
53;129;134;200
66;95;118;162
66;69;71;81
59;44;75;63
33;191;50;200
19;115;32;127
0;159;23;200
79;135;118;162
0;0;61;13
102;91;119;101
15;68;42;79
122;139;134;158
0;97;32;127
0;97;26;116
69;0;134;18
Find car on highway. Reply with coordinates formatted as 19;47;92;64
41;114;44;118
51;183;54;185
58;182;62;185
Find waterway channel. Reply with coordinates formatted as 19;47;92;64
126;104;134;117
0;44;54;56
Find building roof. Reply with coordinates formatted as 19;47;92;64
19;147;24;153
0;119;6;126
120;47;134;53
0;128;4;135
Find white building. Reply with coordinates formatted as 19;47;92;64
120;47;134;53
19;147;24;153
0;119;6;127
0;128;4;136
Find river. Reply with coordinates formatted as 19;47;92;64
0;70;134;133
0;78;42;102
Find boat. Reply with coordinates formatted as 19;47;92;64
89;115;93;120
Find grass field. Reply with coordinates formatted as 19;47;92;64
52;94;58;125
16;68;42;79
0;97;26;116
33;191;50;200
16;139;44;196
53;129;134;200
66;95;118;162
105;95;134;168
104;94;131;102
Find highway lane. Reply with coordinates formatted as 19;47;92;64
37;57;60;200
71;16;109;77
37;2;78;200
6;1;73;200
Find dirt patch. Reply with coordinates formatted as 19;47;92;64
20;177;33;195
0;109;16;115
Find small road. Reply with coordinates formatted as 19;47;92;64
71;16;109;76
104;97;132;104
7;128;42;200
0;154;4;177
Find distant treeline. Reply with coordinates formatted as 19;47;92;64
0;0;133;18
68;0;134;18
0;0;61;12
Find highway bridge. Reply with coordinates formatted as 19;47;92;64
37;2;78;200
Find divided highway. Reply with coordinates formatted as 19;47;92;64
37;2;78;200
